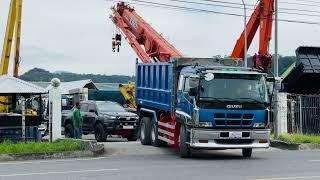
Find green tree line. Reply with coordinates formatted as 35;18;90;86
20;56;296;82
20;68;135;83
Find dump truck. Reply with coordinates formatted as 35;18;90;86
111;2;274;157
136;58;271;157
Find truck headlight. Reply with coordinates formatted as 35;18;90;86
253;122;265;128
198;122;213;128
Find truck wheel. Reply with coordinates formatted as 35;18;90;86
65;123;74;138
94;123;107;142
179;125;190;158
242;148;252;158
151;123;161;147
140;117;151;145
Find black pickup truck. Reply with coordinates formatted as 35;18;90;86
62;101;139;142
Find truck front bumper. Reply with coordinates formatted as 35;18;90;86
189;128;270;149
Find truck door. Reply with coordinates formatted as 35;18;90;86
88;103;98;130
177;76;194;115
80;103;89;129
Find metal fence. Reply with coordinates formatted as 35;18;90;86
287;94;320;134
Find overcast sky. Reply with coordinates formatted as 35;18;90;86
0;0;320;76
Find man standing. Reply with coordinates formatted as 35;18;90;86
73;102;83;139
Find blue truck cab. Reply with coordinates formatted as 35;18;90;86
137;58;271;158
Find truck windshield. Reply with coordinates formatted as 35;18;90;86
96;102;126;112
199;73;267;103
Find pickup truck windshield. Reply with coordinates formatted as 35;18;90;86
199;73;267;103
96;102;126;112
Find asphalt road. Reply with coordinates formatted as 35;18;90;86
0;138;320;180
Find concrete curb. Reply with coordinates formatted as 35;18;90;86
271;140;320;150
0;139;105;162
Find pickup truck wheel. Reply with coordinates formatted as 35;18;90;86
179;125;190;158
242;148;252;158
65;123;74;138
151;123;161;147
140;117;151;145
94;123;107;142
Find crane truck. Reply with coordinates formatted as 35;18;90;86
111;1;274;158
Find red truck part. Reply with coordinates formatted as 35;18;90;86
111;2;182;63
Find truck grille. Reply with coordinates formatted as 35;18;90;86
213;113;254;127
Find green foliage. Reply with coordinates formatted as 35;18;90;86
278;134;320;144
0;139;81;155
272;55;296;76
20;56;296;82
20;68;135;83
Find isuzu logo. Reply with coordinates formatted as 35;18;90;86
226;105;243;109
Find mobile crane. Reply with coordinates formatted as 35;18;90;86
111;2;272;158
0;0;23;112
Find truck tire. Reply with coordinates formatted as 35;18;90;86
140;117;151;145
242;148;252;158
94;123;107;142
179;125;190;158
65;123;74;138
151;123;161;147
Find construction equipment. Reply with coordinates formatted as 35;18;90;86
231;0;274;72
1;0;23;77
111;2;272;158
282;46;320;94
111;2;182;63
118;81;137;109
0;0;23;112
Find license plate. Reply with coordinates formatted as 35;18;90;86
229;132;242;139
123;125;134;129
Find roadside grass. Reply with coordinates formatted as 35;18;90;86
0;139;81;155
277;134;320;144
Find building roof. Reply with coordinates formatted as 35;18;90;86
0;75;46;94
46;79;97;95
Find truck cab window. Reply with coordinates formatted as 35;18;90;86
80;104;89;112
184;77;199;92
178;75;184;91
88;104;96;112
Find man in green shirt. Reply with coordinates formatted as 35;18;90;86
73;102;83;139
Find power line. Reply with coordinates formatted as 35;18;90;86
290;0;320;4
279;1;320;8
131;0;320;25
199;0;320;15
162;0;320;18
108;0;320;25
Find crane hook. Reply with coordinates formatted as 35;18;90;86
115;34;122;52
112;38;116;52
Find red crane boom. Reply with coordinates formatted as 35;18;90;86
111;2;182;63
231;0;274;71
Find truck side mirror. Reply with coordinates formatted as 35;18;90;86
189;87;198;97
89;109;97;115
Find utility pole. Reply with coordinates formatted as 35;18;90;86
274;0;283;138
274;0;279;77
242;0;248;68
